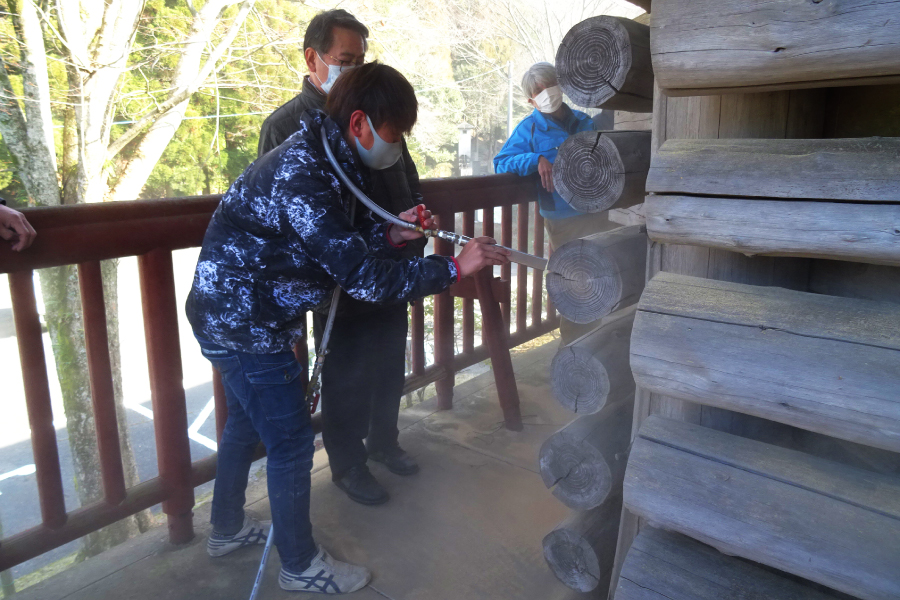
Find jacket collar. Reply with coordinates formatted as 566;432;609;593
298;109;369;192
531;104;577;133
301;76;327;109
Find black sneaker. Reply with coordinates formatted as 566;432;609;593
334;464;389;505
368;446;420;476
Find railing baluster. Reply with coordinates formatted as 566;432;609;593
500;205;513;330
77;261;127;505
9;271;67;529
532;209;545;325
482;206;494;239
462;210;475;353
212;368;228;444
516;202;529;333
138;249;194;544
411;300;425;375
433;211;455;410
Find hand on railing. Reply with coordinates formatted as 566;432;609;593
0;204;36;252
455;236;510;278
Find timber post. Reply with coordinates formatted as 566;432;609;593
138;248;194;545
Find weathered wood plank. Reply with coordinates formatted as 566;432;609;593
630;272;900;452
647;138;900;202
540;398;634;510
809;260;900;304
616;527;842;600
615;110;651;131
546;226;648;324
651;0;900;95
608;204;644;227
542;497;623;593
557;16;653;112
623;416;900;600
554;130;651;214
644;195;900;266
551;306;636;414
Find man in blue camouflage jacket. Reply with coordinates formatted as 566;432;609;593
186;63;507;594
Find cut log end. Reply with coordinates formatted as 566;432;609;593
554;132;625;213
551;346;611;414
540;435;613;509
547;240;623;324
542;529;602;592
557;16;652;111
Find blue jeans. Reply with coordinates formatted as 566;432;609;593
196;335;318;572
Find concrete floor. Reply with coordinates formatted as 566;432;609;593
16;336;603;600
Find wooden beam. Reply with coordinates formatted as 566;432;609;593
647;138;900;202
546;225;647;324
651;0;900;95
809;260;900;305
550;306;635;414
557;16;653;112
616;526;842;600
645;195;900;266
624;416;900;600
608;204;644;227
542;496;623;593
554;130;651;214
539;398;634;510
630;272;900;452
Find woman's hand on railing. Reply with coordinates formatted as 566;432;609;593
455;236;510;278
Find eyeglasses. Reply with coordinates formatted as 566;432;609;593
317;51;366;70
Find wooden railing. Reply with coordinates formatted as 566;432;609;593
0;173;557;571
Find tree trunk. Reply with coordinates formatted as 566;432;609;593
37;265;142;558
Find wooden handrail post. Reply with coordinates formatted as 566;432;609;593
78;260;127;505
9;271;67;530
433;211;456;410
474;267;523;431
138;249;194;544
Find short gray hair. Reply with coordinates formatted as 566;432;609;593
521;62;558;99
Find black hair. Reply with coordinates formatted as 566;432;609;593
303;9;369;54
326;62;417;135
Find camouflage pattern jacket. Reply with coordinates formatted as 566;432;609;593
186;110;459;354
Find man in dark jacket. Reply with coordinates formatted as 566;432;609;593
188;63;507;593
259;9;428;506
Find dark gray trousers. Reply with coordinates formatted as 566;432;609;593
313;301;408;479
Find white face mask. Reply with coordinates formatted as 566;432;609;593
314;52;356;94
532;85;563;113
356;115;402;170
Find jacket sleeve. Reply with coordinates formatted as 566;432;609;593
258;113;293;157
280;174;458;305
493;120;541;175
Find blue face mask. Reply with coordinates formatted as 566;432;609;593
315;52;355;94
356;115;402;170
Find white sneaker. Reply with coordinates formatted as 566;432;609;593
206;515;271;557
279;546;371;594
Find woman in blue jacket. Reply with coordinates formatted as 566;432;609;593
493;62;612;250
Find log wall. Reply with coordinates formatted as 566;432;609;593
651;0;900;96
609;39;900;597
